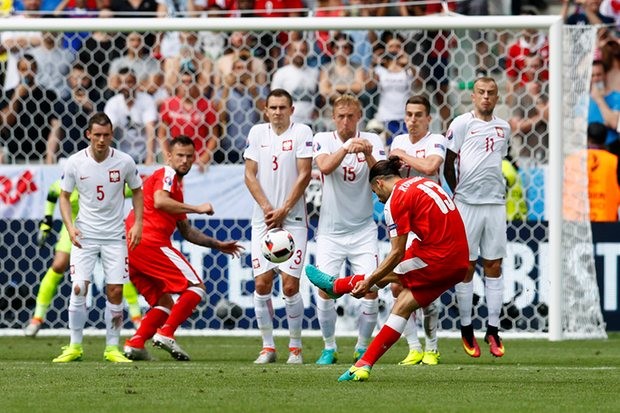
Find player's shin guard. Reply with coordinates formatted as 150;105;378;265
159;287;204;338
455;281;474;326
254;292;275;349
68;281;88;345
485;275;504;328
356;314;407;367
423;299;439;351
105;301;124;346
284;292;304;349
357;298;378;349
34;268;64;320
316;295;337;349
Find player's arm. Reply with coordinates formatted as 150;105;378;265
314;146;349;175
392;150;444;176
59;189;81;248
177;219;244;257
351;234;408;298
244;158;273;215
265;157;312;229
127;187;144;250
153;189;215;215
444;149;458;194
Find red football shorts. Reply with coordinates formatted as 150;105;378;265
128;243;201;306
395;248;468;308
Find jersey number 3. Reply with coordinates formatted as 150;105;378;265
417;181;455;214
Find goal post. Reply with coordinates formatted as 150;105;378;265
0;14;607;341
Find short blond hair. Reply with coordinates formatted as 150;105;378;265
333;94;362;113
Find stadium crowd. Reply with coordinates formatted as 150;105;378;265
0;0;618;218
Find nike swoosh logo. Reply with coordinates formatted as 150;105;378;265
79;176;89;180
470;130;481;134
261;145;269;148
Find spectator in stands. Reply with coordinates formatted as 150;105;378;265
372;34;414;145
108;0;158;48
214;31;267;89
1;0;43;95
341;0;373;69
215;54;267;164
30;31;74;99
154;0;198;60
159;68;219;170
564;0;615;26
508;54;549;165
505;13;549;106
599;0;620;34
0;54;61;163
589;59;620;155
272;39;320;126
104;67;158;164
108;32;164;100
600;39;620;92
164;31;214;96
564;122;620;221
46;63;102;162
313;0;344;65
77;9;122;96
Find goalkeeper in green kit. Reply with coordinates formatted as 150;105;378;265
24;179;143;337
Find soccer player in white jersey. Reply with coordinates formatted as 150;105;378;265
52;113;144;363
389;95;447;366
312;95;386;365
244;89;313;364
444;77;511;358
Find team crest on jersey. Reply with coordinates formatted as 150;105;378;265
356;153;366;162
416;149;426;158
282;140;293;151
495;127;505;138
109;170;121;183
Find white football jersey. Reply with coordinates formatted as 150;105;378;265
61;148;142;241
446;111;510;204
244;122;313;226
313;130;386;235
390;132;447;182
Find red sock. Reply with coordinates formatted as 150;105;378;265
126;307;169;348
158;289;202;338
355;324;401;367
333;275;366;295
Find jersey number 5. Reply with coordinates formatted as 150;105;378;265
417;181;455;214
96;185;105;201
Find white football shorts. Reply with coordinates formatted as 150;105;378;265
315;224;380;277
70;240;129;285
455;200;507;261
251;223;308;278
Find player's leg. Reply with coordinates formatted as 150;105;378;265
397;278;424;365
339;288;417;382
480;204;507;357
251;225;278;363
26;226;73;336
125;296;172;361
101;242;132;362
314;234;344;365
122;282;142;328
349;230;380;362
454;200;482;358
421;299;441;365
279;225;307;364
52;244;97;362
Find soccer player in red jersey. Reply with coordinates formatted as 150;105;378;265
123;135;243;361
306;156;469;381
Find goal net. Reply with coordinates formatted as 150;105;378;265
0;13;606;340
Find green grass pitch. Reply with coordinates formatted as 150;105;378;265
1;334;619;413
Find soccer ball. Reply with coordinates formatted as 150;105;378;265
260;228;295;264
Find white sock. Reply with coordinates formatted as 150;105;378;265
284;292;304;349
316;295;337;350
105;301;124;346
455;281;474;327
356;298;378;349
485;275;504;328
403;313;422;351
68;293;87;345
385;313;408;334
254;292;275;349
423;300;439;352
